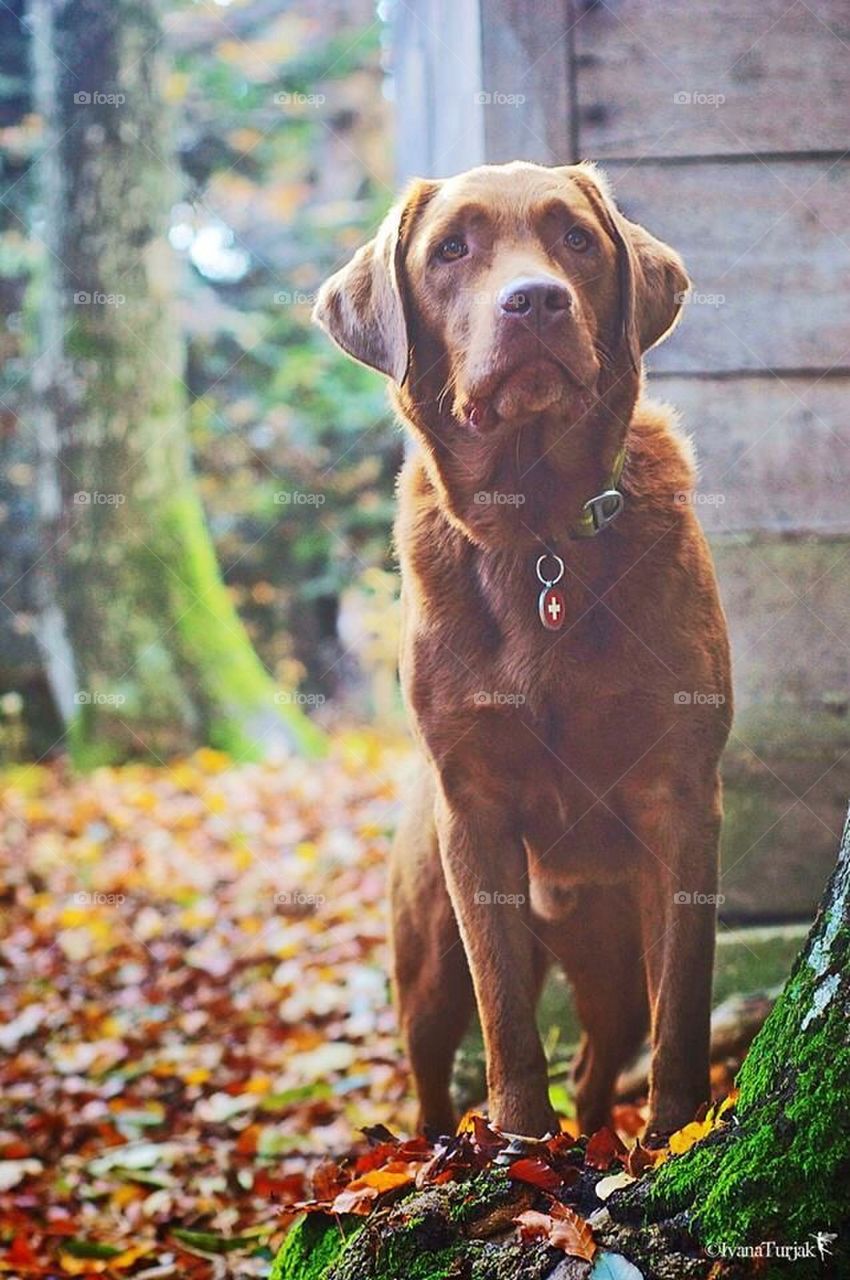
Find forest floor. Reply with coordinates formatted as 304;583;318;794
0;735;415;1277
0;737;753;1279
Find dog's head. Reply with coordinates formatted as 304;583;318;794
314;161;687;429
314;162;688;545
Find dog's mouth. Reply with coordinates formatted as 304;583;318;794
461;354;597;434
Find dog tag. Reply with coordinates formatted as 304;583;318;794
538;585;566;630
535;553;566;631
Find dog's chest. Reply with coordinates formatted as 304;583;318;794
471;551;613;667
478;576;632;714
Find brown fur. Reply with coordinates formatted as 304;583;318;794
315;161;732;1139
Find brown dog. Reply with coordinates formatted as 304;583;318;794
315;161;732;1140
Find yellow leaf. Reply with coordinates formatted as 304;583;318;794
456;1109;487;1135
668;1118;712;1155
58;907;89;928
183;1067;211;1086
359;1168;414;1192
59;1245;153;1275
193;748;230;774
130;789;158;812
110;1184;144;1208
1;763;49;796
59;1256;107;1275
174;812;202;832
232;845;253;872
168;763;199;789
108;1244;155;1270
178;906;215;930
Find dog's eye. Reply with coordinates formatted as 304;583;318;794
565;227;592;253
437;236;468;262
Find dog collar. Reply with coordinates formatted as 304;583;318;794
570;443;627;539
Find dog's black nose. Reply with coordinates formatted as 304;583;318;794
498;276;572;320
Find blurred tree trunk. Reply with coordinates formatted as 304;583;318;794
29;0;324;766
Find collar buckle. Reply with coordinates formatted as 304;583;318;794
582;488;624;535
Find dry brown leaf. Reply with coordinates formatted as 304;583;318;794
515;1204;596;1261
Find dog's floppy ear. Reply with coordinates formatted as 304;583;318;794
313;181;436;384
571;163;689;364
622;215;690;353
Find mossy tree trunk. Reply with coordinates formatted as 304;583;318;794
648;803;850;1274
29;0;323;766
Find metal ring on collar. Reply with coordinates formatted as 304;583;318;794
535;553;565;586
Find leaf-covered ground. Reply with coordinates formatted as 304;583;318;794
0;735;413;1277
0;736;749;1278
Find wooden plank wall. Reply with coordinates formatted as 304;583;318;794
392;0;850;919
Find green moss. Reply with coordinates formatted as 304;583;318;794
269;1173;551;1280
647;918;850;1265
271;1214;360;1280
364;1239;463;1280
446;1170;513;1224
158;493;327;759
327;1179;498;1279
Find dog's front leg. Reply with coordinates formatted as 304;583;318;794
434;788;556;1136
634;777;722;1138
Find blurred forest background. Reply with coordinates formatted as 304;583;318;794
0;0;400;766
0;6;417;1265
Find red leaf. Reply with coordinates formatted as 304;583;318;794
508;1157;563;1191
585;1126;627;1170
254;1170;305;1202
397;1136;432;1160
611;1104;646;1138
7;1235;39;1269
1;1142;32;1160
312;1160;349;1202
546;1132;582;1160
625;1140;660;1177
354;1142;400;1175
234;1124;260;1156
471;1115;506;1157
